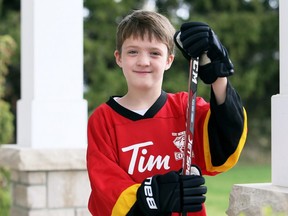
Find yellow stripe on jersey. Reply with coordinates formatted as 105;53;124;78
203;108;248;173
112;184;140;216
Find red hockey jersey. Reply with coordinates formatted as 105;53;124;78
87;83;247;216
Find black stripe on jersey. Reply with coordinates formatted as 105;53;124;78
106;91;167;121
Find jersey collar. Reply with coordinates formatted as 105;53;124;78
106;90;167;121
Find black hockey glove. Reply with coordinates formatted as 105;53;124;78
134;166;207;216
174;22;234;84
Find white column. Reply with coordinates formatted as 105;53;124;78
17;0;87;148
271;0;288;187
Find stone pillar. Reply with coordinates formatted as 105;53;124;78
227;0;288;215
18;0;87;148
271;0;288;187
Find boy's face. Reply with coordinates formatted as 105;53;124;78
114;34;174;91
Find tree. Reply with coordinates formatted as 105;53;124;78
0;35;16;144
0;0;21;144
176;0;279;156
83;0;278;159
83;0;148;112
0;0;279;153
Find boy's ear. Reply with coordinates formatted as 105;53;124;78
114;50;122;68
165;54;175;70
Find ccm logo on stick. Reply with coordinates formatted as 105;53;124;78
192;58;198;84
144;177;158;209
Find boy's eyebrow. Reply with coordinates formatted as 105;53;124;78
124;45;139;49
124;45;164;51
124;46;165;55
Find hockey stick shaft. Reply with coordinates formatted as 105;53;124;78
182;57;199;175
181;57;199;216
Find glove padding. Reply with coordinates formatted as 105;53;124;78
136;167;207;216
174;22;234;84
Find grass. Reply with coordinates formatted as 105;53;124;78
205;163;271;216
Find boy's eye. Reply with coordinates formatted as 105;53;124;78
128;50;138;55
151;52;161;56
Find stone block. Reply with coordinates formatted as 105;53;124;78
76;208;91;216
227;183;288;216
13;184;46;208
47;171;90;208
19;171;47;184
10;206;28;216
28;209;75;216
10;170;20;182
0;146;86;171
11;207;90;216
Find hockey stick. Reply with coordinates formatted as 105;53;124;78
175;31;200;216
181;57;199;216
183;57;199;175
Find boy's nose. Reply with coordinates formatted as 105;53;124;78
137;53;150;66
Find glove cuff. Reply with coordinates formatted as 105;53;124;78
199;58;234;84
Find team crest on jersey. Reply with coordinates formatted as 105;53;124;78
172;131;194;161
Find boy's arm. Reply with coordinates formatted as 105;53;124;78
211;77;227;105
205;81;247;171
174;22;247;173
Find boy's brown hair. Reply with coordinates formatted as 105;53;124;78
116;10;176;55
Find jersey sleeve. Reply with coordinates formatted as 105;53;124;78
202;81;247;174
86;106;138;215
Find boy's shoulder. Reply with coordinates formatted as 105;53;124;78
88;100;112;121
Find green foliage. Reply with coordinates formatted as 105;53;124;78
0;0;279;150
0;4;21;139
261;206;286;216
0;1;280;215
172;0;279;119
168;0;279;153
0;101;14;144
0;168;10;216
0;35;16;97
0;34;16;144
84;0;279;121
84;0;146;112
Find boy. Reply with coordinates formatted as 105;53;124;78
87;10;247;216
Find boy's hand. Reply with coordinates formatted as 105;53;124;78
174;22;234;84
135;166;207;215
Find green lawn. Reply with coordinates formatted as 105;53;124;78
205;164;271;216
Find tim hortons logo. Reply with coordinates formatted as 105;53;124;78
122;142;170;175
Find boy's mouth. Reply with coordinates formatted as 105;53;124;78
134;70;152;74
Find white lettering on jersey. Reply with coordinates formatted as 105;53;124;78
122;141;170;175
